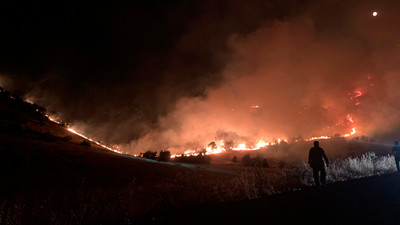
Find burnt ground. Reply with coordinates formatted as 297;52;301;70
151;172;400;225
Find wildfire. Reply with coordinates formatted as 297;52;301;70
256;140;269;148
43;113;122;153
45;114;63;125
67;128;122;153
176;110;360;157
343;127;357;137
43;88;361;159
349;89;363;106
307;136;330;141
347;114;354;123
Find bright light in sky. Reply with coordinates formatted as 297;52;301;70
372;11;378;16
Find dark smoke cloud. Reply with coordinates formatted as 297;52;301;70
124;0;400;153
0;0;305;144
1;0;400;153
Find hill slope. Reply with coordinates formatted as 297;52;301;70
0;89;234;224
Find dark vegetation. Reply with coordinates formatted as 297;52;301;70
278;160;286;169
79;140;91;147
141;150;157;160
232;156;238;162
140;150;211;164
158;150;171;162
159;173;400;225
241;153;269;168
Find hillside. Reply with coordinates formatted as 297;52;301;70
0;89;235;224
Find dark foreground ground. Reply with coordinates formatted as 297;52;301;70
148;172;400;225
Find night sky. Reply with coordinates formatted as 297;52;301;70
1;0;400;153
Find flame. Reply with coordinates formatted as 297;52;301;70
45;114;63;125
42;89;360;159
307;136;330;141
47;106;359;159
44;114;121;153
175;114;360;157
347;114;354;124
256;140;269;148
343;127;357;137
349;89;363;106
353;90;362;98
67;128;122;153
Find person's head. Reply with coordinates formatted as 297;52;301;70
314;141;319;147
395;141;399;145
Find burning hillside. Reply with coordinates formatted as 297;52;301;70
2;1;400;158
122;18;385;156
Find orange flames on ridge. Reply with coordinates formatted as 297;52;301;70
44;87;364;158
175;88;363;157
45;114;122;153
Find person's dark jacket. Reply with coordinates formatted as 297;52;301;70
308;147;329;168
393;145;400;158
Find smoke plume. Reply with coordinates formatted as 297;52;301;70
124;1;400;153
1;1;400;154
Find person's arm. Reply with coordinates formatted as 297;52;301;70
308;149;312;165
322;149;329;166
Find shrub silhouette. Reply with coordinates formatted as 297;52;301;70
61;135;73;142
225;140;234;150
261;158;269;168
242;154;252;166
80;140;91;147
207;142;217;150
158;150;171;162
198;149;207;156
232;156;238;162
142;151;157;160
242;154;269;168
278;160;286;169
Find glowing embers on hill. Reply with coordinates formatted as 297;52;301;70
67;128;122;153
178;138;286;157
44;114;121;153
45;114;63;125
307;136;330;141
179;111;360;157
343;114;357;137
307;114;358;141
349;89;363;106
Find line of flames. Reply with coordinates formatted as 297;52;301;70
171;127;357;158
46;113;358;158
175;112;359;157
45;112;358;159
45;114;122;154
25;85;364;159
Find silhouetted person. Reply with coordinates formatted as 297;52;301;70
308;141;330;186
392;141;400;172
